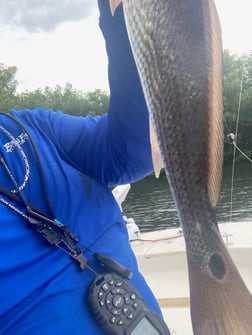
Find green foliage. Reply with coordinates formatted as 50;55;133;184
1;52;252;164
223;51;252;163
15;85;109;117
0;64;18;113
0;65;109;116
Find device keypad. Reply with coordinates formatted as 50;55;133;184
93;275;141;327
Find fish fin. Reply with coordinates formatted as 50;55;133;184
206;0;224;207
188;239;252;334
149;119;163;178
109;0;122;16
188;2;252;333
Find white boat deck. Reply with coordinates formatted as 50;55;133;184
112;185;252;334
130;221;252;335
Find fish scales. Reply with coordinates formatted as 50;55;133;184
118;0;252;334
123;0;219;268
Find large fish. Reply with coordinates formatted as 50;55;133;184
110;0;252;334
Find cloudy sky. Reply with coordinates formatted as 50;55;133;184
1;0;252;93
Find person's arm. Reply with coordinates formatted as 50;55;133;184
96;0;153;185
19;1;153;187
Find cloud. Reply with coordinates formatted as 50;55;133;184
1;0;96;33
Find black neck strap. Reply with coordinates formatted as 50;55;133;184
0;112;55;218
0;112;88;270
0;112;133;279
0;183;56;222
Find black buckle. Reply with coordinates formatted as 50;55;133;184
27;212;87;270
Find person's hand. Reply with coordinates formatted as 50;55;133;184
109;0;122;15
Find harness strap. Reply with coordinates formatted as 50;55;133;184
0;183;88;270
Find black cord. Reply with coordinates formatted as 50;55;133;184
0;112;133;277
0;112;55;218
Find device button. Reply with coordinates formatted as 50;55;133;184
130;293;136;300
115;281;123;287
132;302;138;310
111;287;124;295
110;316;117;324
124;295;131;305
99;299;105;307
112;294;124;308
102;283;110;292
111;308;121;316
117;319;125;326
122;306;130;315
127;312;134;320
106;293;113;308
98;291;104;299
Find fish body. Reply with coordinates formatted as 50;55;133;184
111;0;252;333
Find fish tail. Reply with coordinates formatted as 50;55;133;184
188;238;252;334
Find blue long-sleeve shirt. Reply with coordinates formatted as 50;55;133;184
0;1;161;334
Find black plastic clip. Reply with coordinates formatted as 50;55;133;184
27;215;87;270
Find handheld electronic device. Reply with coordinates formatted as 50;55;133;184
88;272;170;335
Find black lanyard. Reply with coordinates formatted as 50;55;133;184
0;112;133;279
0;112;55;217
0;112;87;270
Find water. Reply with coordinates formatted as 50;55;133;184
123;162;252;232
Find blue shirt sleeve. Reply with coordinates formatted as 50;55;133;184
46;1;153;186
98;0;154;184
